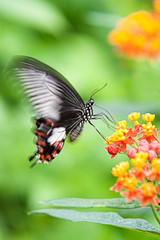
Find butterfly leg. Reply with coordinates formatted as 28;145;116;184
87;120;106;140
92;113;116;131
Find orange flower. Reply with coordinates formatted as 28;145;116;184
108;1;160;59
110;176;126;192
120;189;141;202
154;0;160;14
122;176;137;192
145;169;160;181
140;182;157;207
138;122;158;143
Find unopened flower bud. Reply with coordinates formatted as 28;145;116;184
137;145;149;153
139;139;149;147
142;113;155;122
149;140;159;151
148;150;157;160
106;144;119;156
127;147;137;159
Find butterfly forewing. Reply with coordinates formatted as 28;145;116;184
11;56;86;164
13;57;85;121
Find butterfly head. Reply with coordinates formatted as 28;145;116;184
85;99;94;109
89;99;94;105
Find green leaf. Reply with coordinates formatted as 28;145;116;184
41;198;141;209
31;209;160;236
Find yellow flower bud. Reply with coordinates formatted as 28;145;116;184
116;120;127;130
151;158;160;173
112;161;129;177
131;152;147;172
135;151;148;160
142;113;155;122
128;112;140;121
123;176;137;192
115;130;126;141
142;122;155;136
141;182;156;197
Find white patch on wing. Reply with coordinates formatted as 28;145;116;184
47;127;66;144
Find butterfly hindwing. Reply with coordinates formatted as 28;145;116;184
30;118;66;163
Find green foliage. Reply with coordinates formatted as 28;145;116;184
31;198;160;236
31;208;160;236
41;197;141;209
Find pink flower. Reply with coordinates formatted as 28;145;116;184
156;145;160;155
137;145;149;153
127;147;137;159
148;150;157;160
139;139;149;146
149;140;160;151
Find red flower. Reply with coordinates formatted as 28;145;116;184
105;144;119;158
138;134;159;143
129;167;144;182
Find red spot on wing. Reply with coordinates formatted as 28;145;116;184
37;140;46;147
51;140;64;158
45;119;56;126
35;130;48;138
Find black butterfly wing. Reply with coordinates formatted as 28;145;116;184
11;56;85;163
12;56;85;121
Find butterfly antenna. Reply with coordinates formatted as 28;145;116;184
90;83;107;99
88;120;106;140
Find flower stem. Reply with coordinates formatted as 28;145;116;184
151;205;160;225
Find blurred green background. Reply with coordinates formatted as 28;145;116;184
1;0;160;239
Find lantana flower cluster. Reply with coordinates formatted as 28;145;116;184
108;0;160;59
105;112;160;207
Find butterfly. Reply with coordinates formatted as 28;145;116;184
11;56;115;165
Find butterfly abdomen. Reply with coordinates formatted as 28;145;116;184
69;122;84;142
